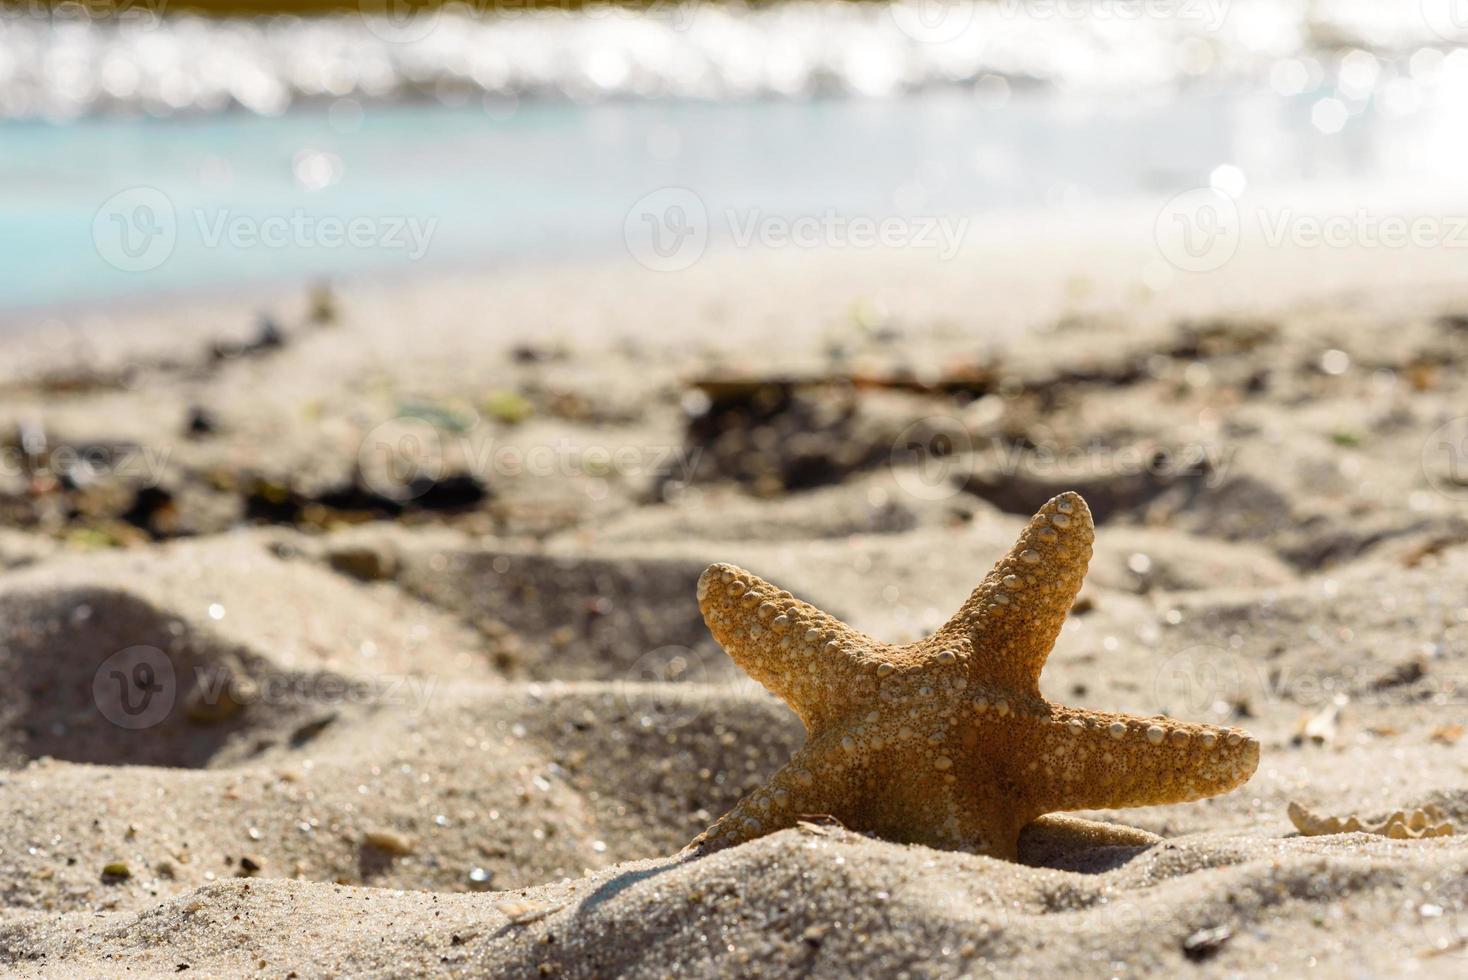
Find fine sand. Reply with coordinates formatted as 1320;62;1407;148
3;216;1468;977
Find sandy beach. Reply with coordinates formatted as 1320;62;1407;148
3;213;1468;977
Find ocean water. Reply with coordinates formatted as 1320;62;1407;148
2;1;1466;315
4;1;1462;117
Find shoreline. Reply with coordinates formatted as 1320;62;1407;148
9;185;1468;364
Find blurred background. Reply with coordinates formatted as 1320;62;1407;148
4;0;1468;316
5;6;1468;955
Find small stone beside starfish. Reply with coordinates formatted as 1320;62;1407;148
687;491;1259;861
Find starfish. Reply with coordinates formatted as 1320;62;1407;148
687;491;1259;861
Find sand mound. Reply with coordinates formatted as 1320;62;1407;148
391;545;732;682
0;583;309;769
4;256;1468;976
8;827;1468;977
0;682;804;918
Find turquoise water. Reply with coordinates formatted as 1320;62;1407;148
0;89;1457;315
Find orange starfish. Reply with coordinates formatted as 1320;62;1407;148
689;492;1259;860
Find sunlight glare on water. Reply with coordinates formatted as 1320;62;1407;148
3;1;1467;314
0;0;1461;120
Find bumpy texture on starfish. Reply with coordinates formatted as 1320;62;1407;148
688;492;1260;861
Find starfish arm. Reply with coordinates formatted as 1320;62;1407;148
687;734;851;853
933;491;1093;691
1014;710;1260;816
697;562;879;728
